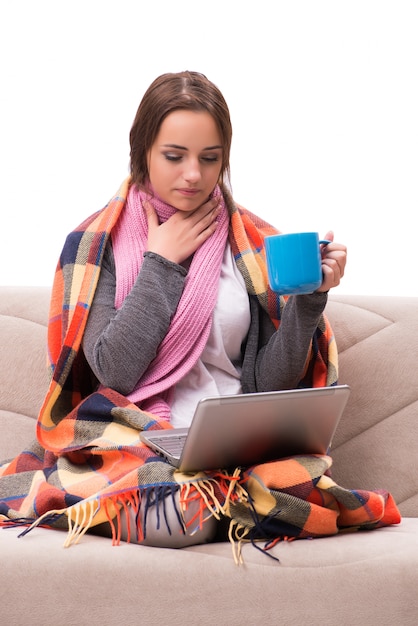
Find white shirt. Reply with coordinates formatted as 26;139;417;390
170;241;251;428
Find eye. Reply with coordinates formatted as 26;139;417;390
164;153;182;162
201;154;220;163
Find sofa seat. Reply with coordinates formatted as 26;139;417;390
1;520;417;625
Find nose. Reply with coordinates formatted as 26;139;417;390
183;158;202;183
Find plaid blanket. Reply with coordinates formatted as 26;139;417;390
0;179;400;560
227;455;400;563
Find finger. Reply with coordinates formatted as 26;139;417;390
322;249;347;276
322;256;345;282
318;263;340;292
187;197;219;222
185;202;221;237
320;231;334;258
144;201;159;229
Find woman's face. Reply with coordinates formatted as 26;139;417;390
147;109;223;212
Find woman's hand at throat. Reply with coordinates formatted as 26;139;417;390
144;197;221;265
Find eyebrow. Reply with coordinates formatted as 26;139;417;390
162;143;222;151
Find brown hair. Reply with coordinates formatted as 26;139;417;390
129;71;232;189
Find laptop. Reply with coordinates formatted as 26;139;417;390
140;384;351;473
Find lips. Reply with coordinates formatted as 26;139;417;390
176;188;200;196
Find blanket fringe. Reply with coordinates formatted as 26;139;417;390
227;518;250;566
179;467;242;532
16;508;68;538
102;490;142;545
64;499;101;547
180;481;220;532
227;519;296;564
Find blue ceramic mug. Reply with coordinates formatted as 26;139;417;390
265;232;331;295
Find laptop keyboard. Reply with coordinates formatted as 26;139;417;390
152;434;187;456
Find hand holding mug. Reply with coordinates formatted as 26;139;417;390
265;230;347;295
317;230;347;293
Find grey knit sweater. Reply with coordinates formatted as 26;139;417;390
82;243;328;397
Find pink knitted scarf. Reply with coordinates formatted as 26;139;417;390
110;184;229;419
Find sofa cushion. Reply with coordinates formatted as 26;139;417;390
326;295;418;517
1;519;417;625
0;287;49;460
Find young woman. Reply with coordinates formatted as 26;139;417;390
83;71;346;426
0;71;348;548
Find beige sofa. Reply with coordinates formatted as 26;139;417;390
1;286;418;626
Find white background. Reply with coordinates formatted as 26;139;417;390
1;0;417;295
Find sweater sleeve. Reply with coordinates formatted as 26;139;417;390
241;292;329;393
82;243;187;394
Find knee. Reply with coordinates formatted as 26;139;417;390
91;492;218;548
